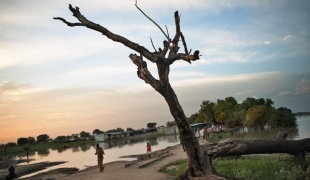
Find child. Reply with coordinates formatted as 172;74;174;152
146;142;151;158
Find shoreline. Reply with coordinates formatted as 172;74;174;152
18;143;185;179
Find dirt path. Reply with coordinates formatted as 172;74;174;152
59;143;188;180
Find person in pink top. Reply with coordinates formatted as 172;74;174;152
146;142;151;158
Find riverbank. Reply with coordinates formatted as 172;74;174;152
18;143;189;179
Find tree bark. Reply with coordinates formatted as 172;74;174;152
205;137;310;159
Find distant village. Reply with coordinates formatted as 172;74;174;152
93;123;207;142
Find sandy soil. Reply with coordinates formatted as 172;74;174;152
59;143;189;180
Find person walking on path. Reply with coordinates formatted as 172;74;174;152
95;143;105;172
146;142;151;158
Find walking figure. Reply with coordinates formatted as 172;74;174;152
147;142;151;158
95;143;105;172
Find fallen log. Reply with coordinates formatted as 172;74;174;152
204;129;310;159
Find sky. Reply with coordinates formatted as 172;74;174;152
1;0;310;144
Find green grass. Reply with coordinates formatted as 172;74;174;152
208;131;231;143
159;159;187;180
160;155;310;180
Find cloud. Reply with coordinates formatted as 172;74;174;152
277;91;292;97
0;81;40;96
64;66;134;76
236;89;253;96
171;71;281;87
282;35;291;41
276;79;310;97
295;79;310;95
264;41;270;44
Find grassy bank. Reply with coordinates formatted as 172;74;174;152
160;155;310;180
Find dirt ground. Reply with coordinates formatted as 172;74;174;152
60;143;188;180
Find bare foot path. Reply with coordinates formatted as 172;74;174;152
59;143;188;180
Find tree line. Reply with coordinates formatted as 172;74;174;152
3;122;158;147
187;96;296;129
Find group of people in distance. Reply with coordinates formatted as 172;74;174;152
194;124;223;143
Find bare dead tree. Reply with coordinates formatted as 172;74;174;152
54;3;218;179
54;4;310;179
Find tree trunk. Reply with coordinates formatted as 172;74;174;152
205;137;310;159
161;85;208;178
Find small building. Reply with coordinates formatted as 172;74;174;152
107;132;123;140
190;123;205;131
93;133;105;142
165;125;179;135
157;126;165;134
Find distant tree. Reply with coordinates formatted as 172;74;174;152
5;142;17;147
107;127;124;133
72;133;79;138
116;127;124;132
37;134;49;142
126;127;135;131
17;137;29;146
55;136;67;141
27;136;36;144
265;98;274;107
166;121;176;127
241;97;257;110
244;105;276;129
92;129;104;134
269;107;297;127
256;98;266;105
187;113;198;124
196;100;216;124
213;96;238;125
227;109;247;126
147;122;157;128
79;131;91;138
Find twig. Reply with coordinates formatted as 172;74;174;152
53;17;84;27
150;37;157;53
180;32;189;54
165;25;170;42
135;0;170;42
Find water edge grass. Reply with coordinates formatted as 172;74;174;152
160;155;310;180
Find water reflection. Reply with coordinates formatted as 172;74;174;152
72;146;80;153
37;149;50;156
230;116;309;140
230;127;299;140
80;144;91;152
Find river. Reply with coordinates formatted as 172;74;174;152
229;115;310;140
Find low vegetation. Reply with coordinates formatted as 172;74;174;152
160;155;310;180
